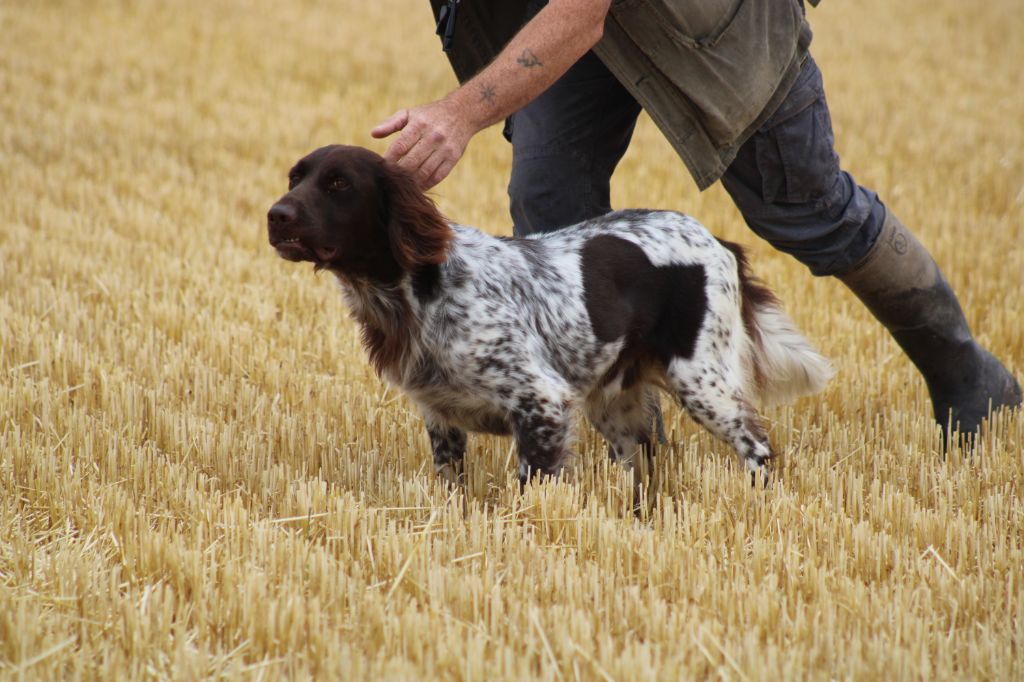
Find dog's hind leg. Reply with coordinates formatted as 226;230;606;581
667;357;775;483
585;384;659;513
585;385;657;471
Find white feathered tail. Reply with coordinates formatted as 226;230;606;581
744;299;834;408
720;240;835;408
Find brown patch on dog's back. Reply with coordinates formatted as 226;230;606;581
581;235;708;374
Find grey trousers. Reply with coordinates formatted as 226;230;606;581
505;50;885;277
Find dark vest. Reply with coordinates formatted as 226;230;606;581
429;0;816;190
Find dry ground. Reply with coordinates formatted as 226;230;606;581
2;0;1023;679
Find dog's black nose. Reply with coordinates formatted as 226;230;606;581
267;203;296;227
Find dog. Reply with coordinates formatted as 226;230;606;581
266;145;833;487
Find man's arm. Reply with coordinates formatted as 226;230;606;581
371;0;611;189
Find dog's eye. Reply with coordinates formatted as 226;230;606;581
287;172;301;190
328;177;350;192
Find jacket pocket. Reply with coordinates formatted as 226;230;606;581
754;64;839;205
607;0;806;145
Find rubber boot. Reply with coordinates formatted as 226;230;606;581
838;208;1021;447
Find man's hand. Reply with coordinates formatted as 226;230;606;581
371;0;609;191
371;99;475;190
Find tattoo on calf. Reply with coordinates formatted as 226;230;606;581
479;84;496;104
516;48;543;68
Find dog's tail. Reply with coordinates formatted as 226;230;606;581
719;240;835;408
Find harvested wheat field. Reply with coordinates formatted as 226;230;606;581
2;0;1023;679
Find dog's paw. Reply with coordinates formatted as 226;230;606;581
435;461;465;487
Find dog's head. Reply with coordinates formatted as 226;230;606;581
267;145;451;280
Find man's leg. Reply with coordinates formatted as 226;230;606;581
505;49;642;235
721;55;1020;444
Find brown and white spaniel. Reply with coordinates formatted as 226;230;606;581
267;145;832;486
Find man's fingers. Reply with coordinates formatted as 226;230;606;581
424;157;457;190
393;129;437;174
417;152;447;189
383;126;421;164
371;110;409;139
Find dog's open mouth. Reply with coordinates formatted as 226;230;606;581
272;237;310;261
271;238;337;264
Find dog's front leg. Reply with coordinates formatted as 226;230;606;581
511;393;572;489
427;421;467;486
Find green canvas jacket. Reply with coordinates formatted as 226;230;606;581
429;0;816;190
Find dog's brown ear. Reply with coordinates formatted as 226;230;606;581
379;161;452;271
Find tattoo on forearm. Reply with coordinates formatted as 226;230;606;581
517;48;543;68
479;83;496;104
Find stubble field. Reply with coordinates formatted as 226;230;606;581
2;0;1023;679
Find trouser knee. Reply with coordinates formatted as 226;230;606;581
732;171;887;277
721;54;888;276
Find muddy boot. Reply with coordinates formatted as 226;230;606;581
838;209;1021;447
